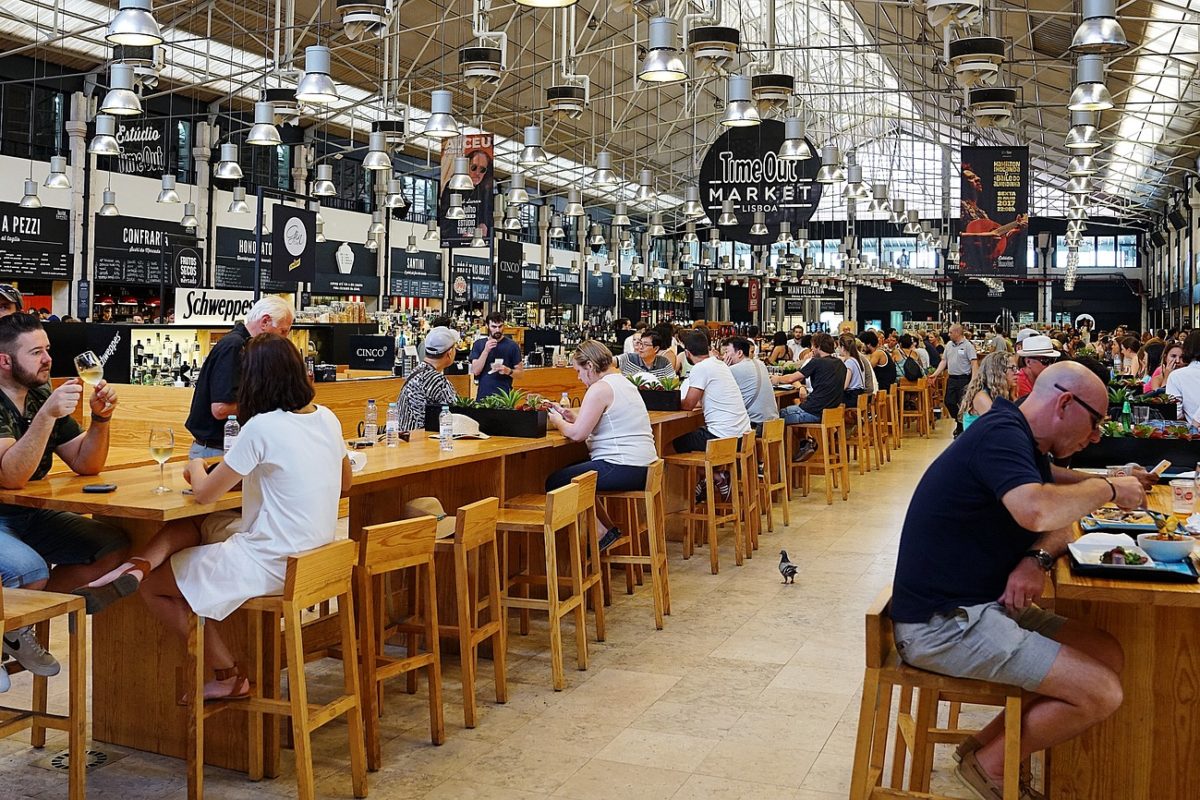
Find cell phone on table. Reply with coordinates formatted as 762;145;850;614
1150;460;1171;477
83;483;116;493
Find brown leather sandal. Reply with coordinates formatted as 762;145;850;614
178;663;252;706
72;558;153;615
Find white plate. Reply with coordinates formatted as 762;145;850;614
1068;542;1158;569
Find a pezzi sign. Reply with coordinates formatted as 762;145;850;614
173;287;258;324
697;118;821;246
0;201;71;280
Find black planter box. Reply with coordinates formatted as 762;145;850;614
425;404;548;438
1070;434;1200;471
637;388;682;412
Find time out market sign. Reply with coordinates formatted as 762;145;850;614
698;118;821;246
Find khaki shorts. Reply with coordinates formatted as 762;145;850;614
198;511;243;545
892;602;1066;692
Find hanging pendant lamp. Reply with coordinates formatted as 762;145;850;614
43;156;71;190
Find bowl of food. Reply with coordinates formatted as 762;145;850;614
1137;531;1196;562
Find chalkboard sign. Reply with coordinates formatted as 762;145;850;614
93;215;186;286
313;240;381;295
784;299;804;315
214;228;297;293
388;249;443;298
0;202;71;280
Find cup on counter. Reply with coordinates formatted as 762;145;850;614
1107;464;1133;478
1170;479;1196;515
347;450;367;474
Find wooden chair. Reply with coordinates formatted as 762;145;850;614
790;406;850;505
599;460;671;629
898;379;930;438
503;471;605;643
435;497;507;729
357;516;444;771
496;483;588;691
0;586;86;800
872;390;891;465
186;539;368;800
757;418;790;533
717;429;759;556
849;587;1026;800
663;436;745;574
846;393;874;474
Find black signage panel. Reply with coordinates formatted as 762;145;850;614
548;267;582;305
87;323;133;384
496;238;524;296
450;255;494;303
0;202;71;280
313;241;380;295
93;215;186;285
784;299;804;315
819;298;843;313
388;249;443;298
520;265;541;301
697;119;822;246
272;205;317;283
586;272;615;307
213;228;297;293
348;335;395;370
96;118;168;177
76;279;89;319
172;239;203;288
692;271;706;309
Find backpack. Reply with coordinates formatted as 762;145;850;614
900;352;923;382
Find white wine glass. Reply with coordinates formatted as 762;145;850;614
74;351;103;386
149;427;174;494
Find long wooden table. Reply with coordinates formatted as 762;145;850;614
1049;486;1200;799
0;409;701;771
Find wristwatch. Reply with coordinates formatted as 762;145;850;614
1024;548;1055;572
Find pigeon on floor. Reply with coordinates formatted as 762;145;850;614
779;550;799;584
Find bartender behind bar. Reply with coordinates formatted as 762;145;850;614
469;311;523;400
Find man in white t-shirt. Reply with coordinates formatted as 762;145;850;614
676;330;752;453
786;327;807;361
723;336;780;429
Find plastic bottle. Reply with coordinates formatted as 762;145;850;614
439;404;454;452
363;399;378;439
1121;399;1133;432
223;415;240;453
560;391;570;409
385;403;400;447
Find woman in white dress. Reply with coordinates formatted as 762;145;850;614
76;334;351;700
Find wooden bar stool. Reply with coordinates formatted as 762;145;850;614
790;406;850;505
186;539;368;800
886;385;903;451
871;390;891;465
0;587;87;800
756;418;790;533
496;483;588;691
504;471;605;642
357;516;444;771
847;393;874;474
663;436;745;574
849;588;1026;800
599;460;671;629
716;429;759;556
434;497;507;729
898;379;930;438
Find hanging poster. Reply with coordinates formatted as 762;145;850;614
388;249;443;298
547;267;582;305
93;215;185;285
0;201;70;280
960;145;1029;276
439;133;494;248
697;119;822;246
96;118;168;177
748;278;761;312
171;239;203;288
313;240;380;295
449;255;494;303
271;204;317;283
496;238;524;296
213;228;297;293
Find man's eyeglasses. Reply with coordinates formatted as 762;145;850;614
1053;382;1106;428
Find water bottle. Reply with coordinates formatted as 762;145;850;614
385;403;400;447
223;415;240;453
363;399;378;440
439;404;454;452
560;391;570;409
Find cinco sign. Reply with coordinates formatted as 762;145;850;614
698;119;821;245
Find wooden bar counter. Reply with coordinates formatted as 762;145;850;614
0;409;700;771
1049;486;1200;799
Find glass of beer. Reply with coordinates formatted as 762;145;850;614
149;427;174;494
74;351;103;386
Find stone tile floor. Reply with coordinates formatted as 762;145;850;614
3;426;981;799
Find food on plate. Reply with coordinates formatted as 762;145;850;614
1099;547;1148;566
1144;530;1188;542
1090;508;1155;525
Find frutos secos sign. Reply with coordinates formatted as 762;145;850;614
698;118;822;245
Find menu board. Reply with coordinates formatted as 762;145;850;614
0;201;71;280
449;255;494;303
214;227;297;293
388;249;443;298
313;240;381;295
547;266;582;305
93;215;185;285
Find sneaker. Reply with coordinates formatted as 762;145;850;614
694;479;707;504
3;626;61;677
598;527;622;551
713;470;732;502
0;663;10;693
792;437;818;462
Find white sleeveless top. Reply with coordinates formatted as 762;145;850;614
586;373;658;467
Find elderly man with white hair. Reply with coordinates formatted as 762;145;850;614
185;295;294;458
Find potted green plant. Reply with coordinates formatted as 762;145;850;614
426;389;548;438
628;374;683;411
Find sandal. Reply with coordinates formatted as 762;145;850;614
72;558;151;615
178;663;252;705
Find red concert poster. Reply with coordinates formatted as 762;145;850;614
960;146;1029;276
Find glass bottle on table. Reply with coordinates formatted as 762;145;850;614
1121;400;1133;432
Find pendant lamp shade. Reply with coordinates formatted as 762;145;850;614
213;142;243;181
19;179;40;209
101;63;142;116
296;46;339;105
470;225;488;248
816;145;844;184
648;212;666;237
180;202;198;228
107;0;162;46
385;179;408;208
422;90;459;139
228;186;249;213
515;0;577;7
565;188;585;217
1070;0;1129;54
98;190;120;216
423;220;439;241
89;114;121;156
44;156;71;189
363;131;392;170
157;174;180;203
518;125;548;167
778;116;812;160
592;151;618;188
246;101;281;146
446;193;466;220
612;201;630;227
1068;155;1097;176
722;75;760;127
750;211;768;236
640;17;687;83
682;186;707;219
635;169;656;202
447;156;474;190
508;172;530;205
1065;111;1101;151
1068;54;1113;111
717;199;738;226
549;213;565;239
311;163;337;196
407;235;420;254
368;210;385;236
